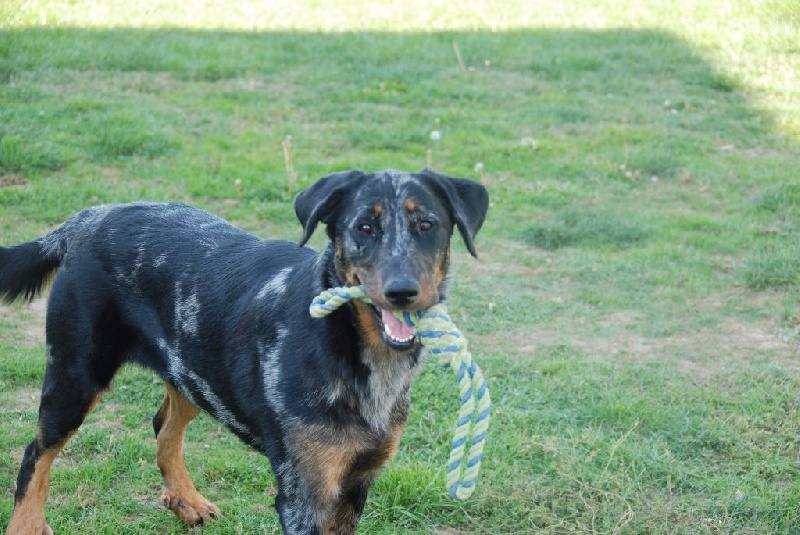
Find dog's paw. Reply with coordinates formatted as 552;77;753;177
161;488;222;525
5;515;54;535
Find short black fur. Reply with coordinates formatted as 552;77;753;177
0;168;489;535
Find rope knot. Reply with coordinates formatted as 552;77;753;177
309;285;490;500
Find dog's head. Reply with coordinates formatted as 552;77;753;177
295;169;489;351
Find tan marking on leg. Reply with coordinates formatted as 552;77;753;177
156;384;221;525
295;437;359;505
6;446;60;535
286;422;370;532
379;423;405;463
322;424;408;534
7;392;105;535
83;392;105;419
363;422;406;478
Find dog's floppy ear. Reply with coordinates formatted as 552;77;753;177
419;169;489;258
295;169;366;246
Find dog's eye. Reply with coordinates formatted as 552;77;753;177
357;223;373;235
419;220;434;232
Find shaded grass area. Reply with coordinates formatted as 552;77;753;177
523;209;649;250
1;1;800;533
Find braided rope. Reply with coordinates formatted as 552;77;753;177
310;285;490;500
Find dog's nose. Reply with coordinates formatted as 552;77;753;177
384;278;420;307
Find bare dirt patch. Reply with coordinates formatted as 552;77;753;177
479;312;798;386
0;384;41;416
0;174;27;187
0;295;48;346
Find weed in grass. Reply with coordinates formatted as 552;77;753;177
624;144;685;179
90;113;178;162
754;182;800;213
0;58;14;84
523;208;648;250
741;242;800;290
0;134;65;174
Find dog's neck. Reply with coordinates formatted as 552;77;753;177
309;243;427;434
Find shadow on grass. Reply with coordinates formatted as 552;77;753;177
3;27;794;228
0;27;773;179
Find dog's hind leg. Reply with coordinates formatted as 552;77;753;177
152;383;221;525
6;363;106;535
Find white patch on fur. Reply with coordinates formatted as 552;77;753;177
373;170;416;257
115;242;146;293
174;282;200;337
361;350;427;433
260;326;289;416
159;337;258;446
325;380;346;407
256;267;293;301
152;253;167;267
275;459;317;534
385;169;411;189
159;338;192;400
36;204;116;259
391;204;413;257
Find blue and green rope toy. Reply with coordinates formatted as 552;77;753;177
309;285;490;500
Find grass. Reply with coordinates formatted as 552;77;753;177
1;0;800;533
523;209;649;250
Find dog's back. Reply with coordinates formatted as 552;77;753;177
1;203;239;299
1;200;317;382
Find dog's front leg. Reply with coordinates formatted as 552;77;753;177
274;467;373;535
323;482;370;535
273;459;335;535
274;424;366;535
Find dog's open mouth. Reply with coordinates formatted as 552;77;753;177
371;305;417;350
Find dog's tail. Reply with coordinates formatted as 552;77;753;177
0;241;62;303
1;206;115;303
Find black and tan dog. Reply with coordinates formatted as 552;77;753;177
0;169;489;534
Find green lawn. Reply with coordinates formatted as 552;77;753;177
1;0;799;533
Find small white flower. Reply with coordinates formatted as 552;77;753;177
520;137;538;149
475;162;484;173
430;130;441;141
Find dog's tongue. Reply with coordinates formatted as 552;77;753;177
380;308;416;340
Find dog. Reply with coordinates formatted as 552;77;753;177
0;169;489;534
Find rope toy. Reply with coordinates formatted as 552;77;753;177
309;285;490;500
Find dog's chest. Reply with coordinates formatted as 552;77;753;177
357;347;427;431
